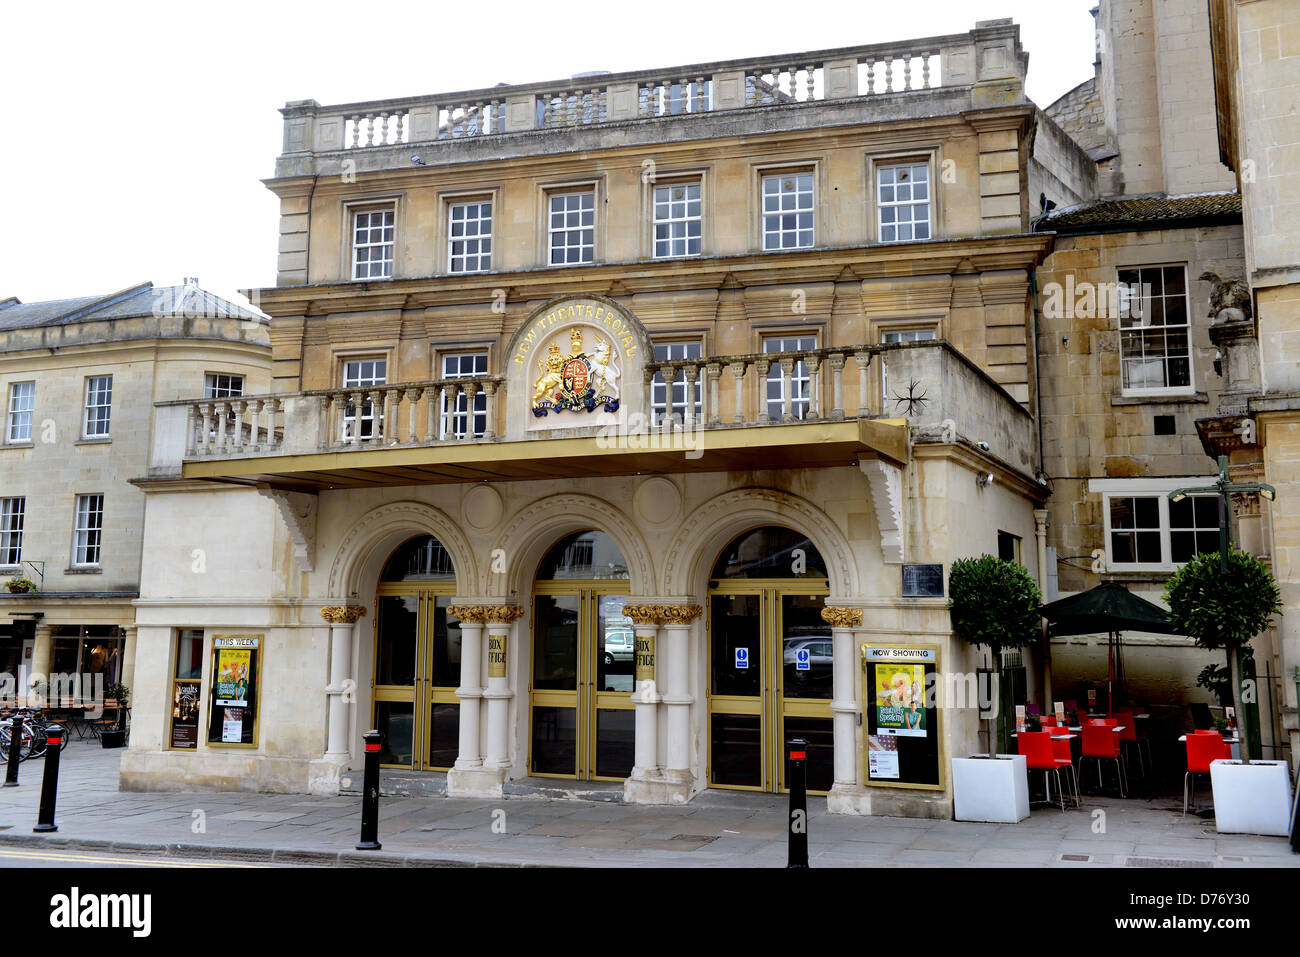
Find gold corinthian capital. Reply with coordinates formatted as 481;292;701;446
321;605;367;624
623;604;664;625
820;607;863;628
447;605;490;624
658;604;703;625
483;605;526;624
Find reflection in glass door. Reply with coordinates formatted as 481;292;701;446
530;587;634;779
371;535;460;770
372;590;462;769
706;525;833;794
708;589;833;792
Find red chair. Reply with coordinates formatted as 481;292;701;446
1109;713;1146;778
1184;732;1230;816
1049;729;1081;807
1018;731;1071;811
1081;724;1127;796
1040;715;1058;728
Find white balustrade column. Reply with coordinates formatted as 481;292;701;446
449;610;486;769
829;354;845;421
823;606;864;787
855;352;871;416
483;607;524;768
321;606;366;761
660;605;701;776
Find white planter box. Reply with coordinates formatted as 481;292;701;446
951;754;1030;823
1209;759;1294;837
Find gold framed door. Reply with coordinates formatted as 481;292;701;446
372;584;461;770
707;581;832;793
530;582;633;780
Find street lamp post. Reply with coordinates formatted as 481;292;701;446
1168;455;1275;574
1168;454;1276;760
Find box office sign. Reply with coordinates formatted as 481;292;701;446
487;634;507;679
634;633;654;683
208;635;261;747
862;644;943;790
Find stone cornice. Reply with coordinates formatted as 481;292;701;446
320;605;366;624
249;234;1054;318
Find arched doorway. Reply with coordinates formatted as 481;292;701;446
707;525;832;793
529;530;632;780
372;535;461;769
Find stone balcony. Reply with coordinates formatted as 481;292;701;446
274;20;1028;178
148;340;1035;493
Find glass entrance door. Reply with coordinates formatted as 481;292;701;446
530;585;634;779
372;586;461;769
707;586;833;792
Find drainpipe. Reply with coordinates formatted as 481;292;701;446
1030;271;1052;707
1034;509;1052;708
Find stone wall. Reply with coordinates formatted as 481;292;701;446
1036;224;1244;591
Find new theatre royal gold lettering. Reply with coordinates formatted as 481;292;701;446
513;299;639;367
487;634;507;678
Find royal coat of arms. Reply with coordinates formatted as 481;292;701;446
532;327;620;416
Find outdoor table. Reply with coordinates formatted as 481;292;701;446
50;707;94;740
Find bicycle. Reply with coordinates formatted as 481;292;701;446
1;708;70;760
0;715;37;762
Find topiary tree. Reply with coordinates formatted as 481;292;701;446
1164;547;1281;763
949;555;1042;758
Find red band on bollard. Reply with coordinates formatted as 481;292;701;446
789;750;805;760
364;743;380;752
46;737;61;746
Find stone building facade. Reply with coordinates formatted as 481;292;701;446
0;282;270;708
1028;0;1292;756
125;21;1059;816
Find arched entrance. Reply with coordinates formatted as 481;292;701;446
372;535;461;769
529;530;633;780
707;525;832;793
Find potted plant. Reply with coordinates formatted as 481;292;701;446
5;576;36;594
947;554;1042;822
100;682;130;748
1165;547;1291;836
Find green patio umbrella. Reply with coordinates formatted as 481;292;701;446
1040;582;1182;710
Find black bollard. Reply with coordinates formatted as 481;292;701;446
4;714;24;787
356;729;382;851
33;724;63;832
787;737;809;869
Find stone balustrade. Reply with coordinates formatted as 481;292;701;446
150;339;1035;476
277;22;1026;163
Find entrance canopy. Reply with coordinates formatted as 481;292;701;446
1040;581;1181;638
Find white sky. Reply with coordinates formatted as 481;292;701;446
0;0;1099;309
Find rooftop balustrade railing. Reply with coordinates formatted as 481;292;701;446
278;23;1026;160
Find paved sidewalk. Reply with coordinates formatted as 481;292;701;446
0;745;1295;867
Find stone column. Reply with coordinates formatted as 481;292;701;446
822;607;863;788
447;606;488;769
29;622;54;706
659;604;701;793
622;605;663;785
482;605;525;768
320;605;366;761
119;624;138;693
